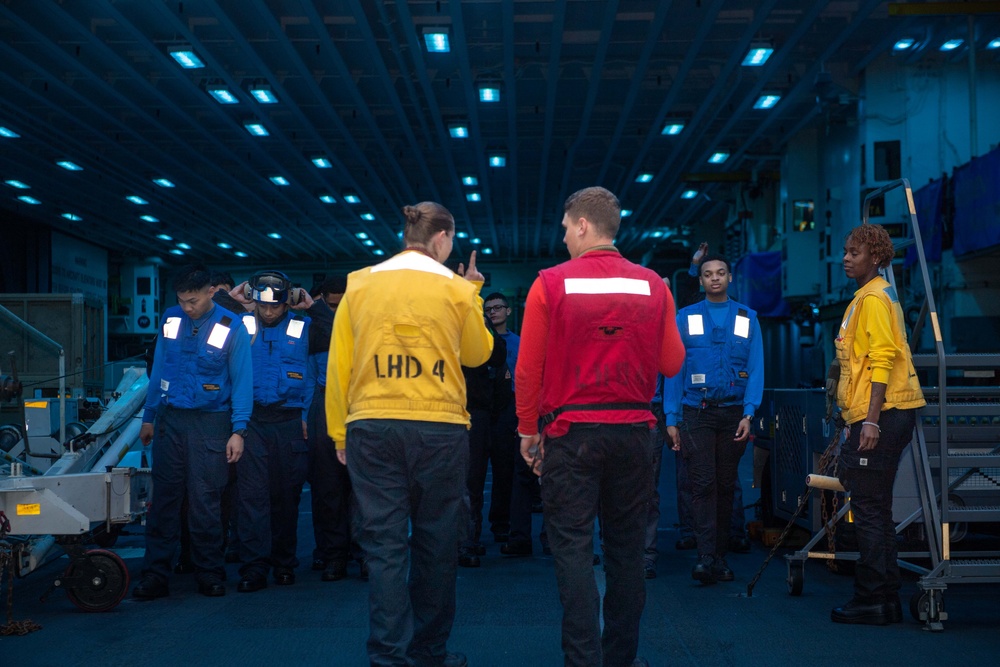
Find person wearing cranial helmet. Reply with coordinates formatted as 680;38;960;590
226;269;334;592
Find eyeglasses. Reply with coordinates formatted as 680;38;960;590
485;305;507;313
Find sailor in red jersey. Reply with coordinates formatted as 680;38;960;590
515;186;684;667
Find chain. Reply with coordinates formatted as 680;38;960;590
816;429;842;572
0;533;42;636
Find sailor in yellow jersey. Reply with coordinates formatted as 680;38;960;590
832;223;925;627
326;201;492;667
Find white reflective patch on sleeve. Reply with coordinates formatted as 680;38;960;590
687;314;704;336
563;277;651;295
163;317;181;339
160;379;169;391
691;373;706;385
242;315;257;336
207;323;231;349
286;319;305;339
734;315;750;338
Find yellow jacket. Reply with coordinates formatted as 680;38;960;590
325;250;494;448
835;276;925;424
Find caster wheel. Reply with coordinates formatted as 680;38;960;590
910;590;946;624
787;561;804;596
63;549;130;612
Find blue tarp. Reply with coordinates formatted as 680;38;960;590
953;145;1000;258
734;251;791;318
904;177;943;268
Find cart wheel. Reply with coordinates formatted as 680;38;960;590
92;524;120;549
910;590;945;624
63;549;130;612
787;561;804;596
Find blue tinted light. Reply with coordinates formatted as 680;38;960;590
311;157;332;169
208;87;239;104
152;178;174;188
742;47;773;66
456;231;469;239
57;160;83;171
479;87;500;102
267;232;282;240
234;251;249;258
708;152;729;164
344;194;361;204
169;248;185;255
217;242;232;249
5;180;29;189
249;86;279;104
940;39;964;51
449;124;469;139
0;127;20;138
424;31;450;53
661;123;684;135
753;94;781;109
156;234;173;241
482;248;493;255
168;48;204;69
621;209;632;217
363;239;375;247
361;213;375;221
466;192;481;202
373;249;385;256
681;190;698;199
176;242;191;250
126;195;148;205
489;155;506;167
61;213;82;221
269;176;290;186
462;176;478;186
319;194;336;204
471;237;481;245
140;215;159;223
243;122;269;136
635;173;653;183
893;38;915;51
988;38;1000;50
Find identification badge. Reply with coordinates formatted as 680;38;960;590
687;314;704;336
242;315;257;335
734;315;750;338
202;384;220;391
691;373;706;385
207;323;231;349
286;371;304;380
160;379;170;391
163;317;181;339
286;319;305;339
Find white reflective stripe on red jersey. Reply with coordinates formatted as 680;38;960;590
563;277;651;296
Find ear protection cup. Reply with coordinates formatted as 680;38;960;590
288;287;304;306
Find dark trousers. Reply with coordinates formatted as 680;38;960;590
142;408;231;582
237;414;308;574
675;448;747;540
177;465;236;564
542;423;653;667
464;408;492;548
307;388;354;562
510;454;539;546
838;408;916;604
643;435;664;564
347;419;468;667
678;404;746;559
488;402;517;535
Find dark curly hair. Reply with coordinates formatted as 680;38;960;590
846;224;895;268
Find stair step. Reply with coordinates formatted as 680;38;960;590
946;558;1000;577
946;506;1000;522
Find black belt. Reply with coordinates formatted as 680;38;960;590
540;402;651;427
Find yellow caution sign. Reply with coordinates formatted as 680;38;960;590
17;503;41;516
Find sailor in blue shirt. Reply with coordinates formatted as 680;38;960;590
132;264;252;600
664;255;763;585
230;271;333;592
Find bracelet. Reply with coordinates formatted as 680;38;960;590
861;421;881;433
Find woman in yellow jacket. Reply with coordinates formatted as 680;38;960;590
832;223;925;626
326;201;492;667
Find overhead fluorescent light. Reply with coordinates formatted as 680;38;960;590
482;247;493;255
61;212;82;221
988;38;1000;50
168;46;204;69
635;173;653;183
466;192;481;202
57;160;83;171
423;28;450;53
478;86;500;102
488;154;506;167
269;175;290;186
363;239;375;247
248;83;279;104
176;242;192;250
217;242;232;249
152;178;175;188
344;193;361;204
126;195;148;205
471;237;481;245
319;194;336;204
661;123;685;136
708;152;729;164
621;209;633;217
462;176;478;186
207;85;239;104
681;190;698;199
361;213;375;221
267;232;282;239
0;127;20;138
742;46;773;66
356;232;369;239
449;123;469;138
373;249;385;256
156;233;173;241
456;231;469;239
940;39;963;51
169;248;185;255
140;215;159;223
243;121;269;136
893;38;916;51
311;156;332;169
5;179;29;189
234;251;248;258
753;94;781;109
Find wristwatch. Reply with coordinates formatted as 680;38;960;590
742;414;753;422
233;428;249;438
